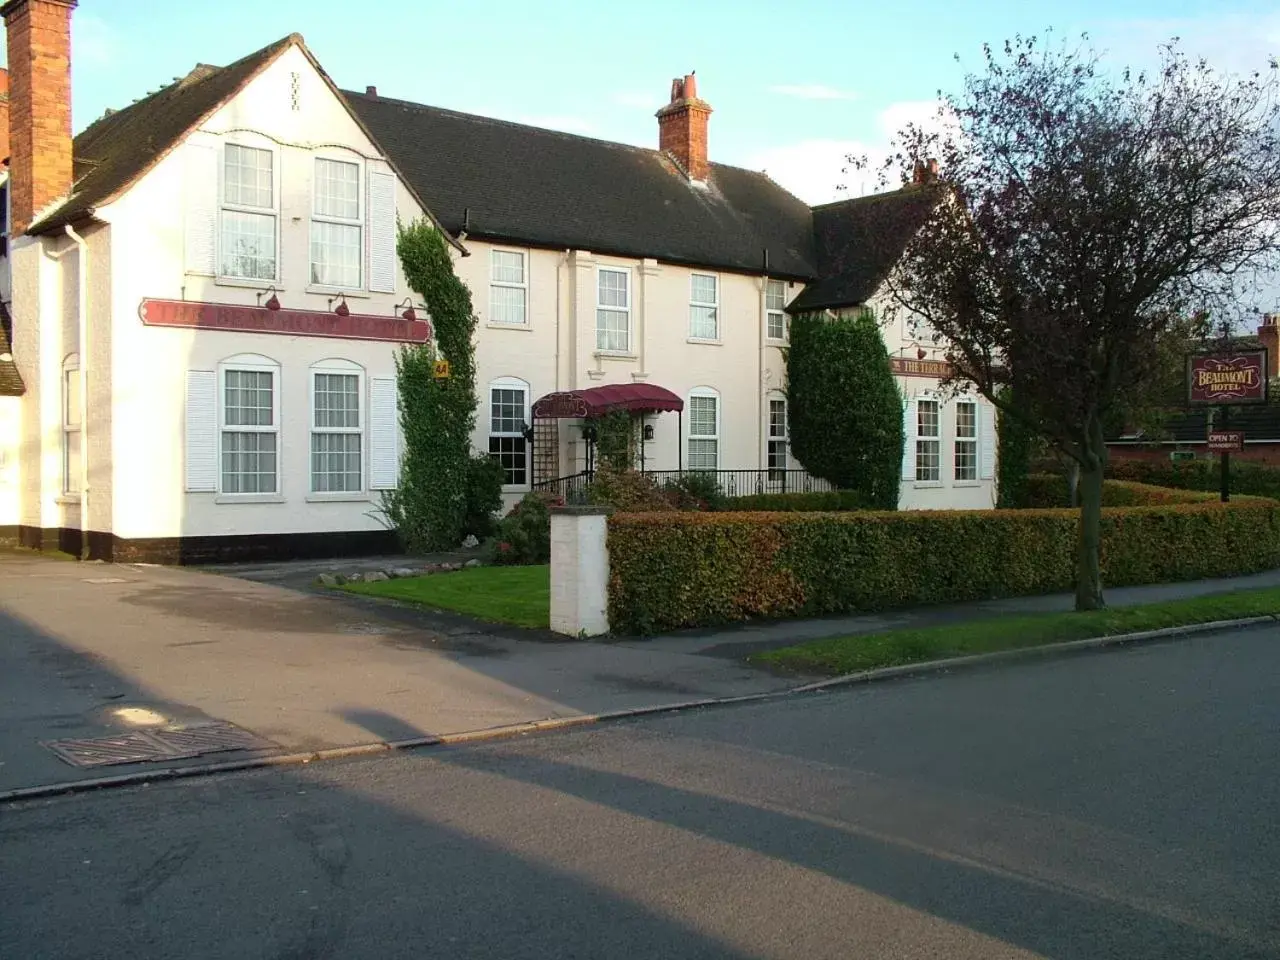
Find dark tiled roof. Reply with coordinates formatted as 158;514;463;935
787;184;940;313
31;36;298;234
0;301;23;396
343;91;817;278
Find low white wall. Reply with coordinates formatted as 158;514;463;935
549;506;612;637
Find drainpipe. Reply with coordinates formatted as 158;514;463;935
65;225;88;559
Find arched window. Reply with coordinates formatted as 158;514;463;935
311;358;365;494
489;377;531;487
218;353;280;495
686;386;720;472
62;353;80;495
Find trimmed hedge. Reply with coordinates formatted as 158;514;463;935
1109;458;1280;500
607;501;1280;634
718;491;867;512
1023;475;1218;508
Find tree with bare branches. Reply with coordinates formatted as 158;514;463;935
879;36;1280;609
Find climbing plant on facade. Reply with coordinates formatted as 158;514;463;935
787;309;904;510
385;219;499;551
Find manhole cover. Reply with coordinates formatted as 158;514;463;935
44;722;276;769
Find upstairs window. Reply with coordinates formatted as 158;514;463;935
690;273;719;340
490;250;528;325
311;158;362;289
596;268;631;352
221;144;276;280
766;279;787;340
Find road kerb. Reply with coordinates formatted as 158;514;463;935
2;614;1272;805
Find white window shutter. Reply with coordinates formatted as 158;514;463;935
979;402;997;480
901;398;917;481
184;143;218;276
185;370;218;492
368;171;397;293
369;377;400;489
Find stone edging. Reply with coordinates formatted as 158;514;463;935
2;614;1272;806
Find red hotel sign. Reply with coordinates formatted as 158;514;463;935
139;298;433;343
889;357;953;379
1186;351;1268;405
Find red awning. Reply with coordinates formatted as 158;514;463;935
532;383;684;419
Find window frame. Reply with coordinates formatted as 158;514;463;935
218;141;279;284
915;397;942;484
309;360;366;498
767;393;788;479
488;376;531;489
954;400;978;482
686;386;721;472
689;272;720;342
217;355;281;499
766;279;788;342
61;354;80;496
488;248;529;326
309;154;364;291
595;266;632;354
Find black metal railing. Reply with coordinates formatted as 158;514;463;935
532;469;836;501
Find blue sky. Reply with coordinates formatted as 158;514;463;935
27;0;1280;203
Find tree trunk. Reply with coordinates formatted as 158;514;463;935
1074;422;1106;611
1067;461;1080;507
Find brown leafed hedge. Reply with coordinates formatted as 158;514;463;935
607;501;1280;634
1023;475;1219;508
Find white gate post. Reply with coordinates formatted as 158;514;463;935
549;505;612;637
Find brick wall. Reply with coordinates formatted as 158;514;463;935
656;74;712;182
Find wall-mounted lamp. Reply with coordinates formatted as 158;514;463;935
917;347;927;360
581;423;598;444
328;294;351;317
520;421;535;442
256;286;281;311
643;424;655;441
395;297;418;322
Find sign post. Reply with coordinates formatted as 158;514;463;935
1186;349;1269;504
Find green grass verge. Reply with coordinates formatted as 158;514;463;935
341;564;550;629
751;587;1280;677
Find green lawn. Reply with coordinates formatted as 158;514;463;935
752;587;1280;677
341;564;551;629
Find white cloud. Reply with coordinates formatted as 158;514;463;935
769;84;860;102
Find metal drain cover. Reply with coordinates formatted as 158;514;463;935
44;722;276;769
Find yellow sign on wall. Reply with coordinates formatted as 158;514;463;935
433;360;451;379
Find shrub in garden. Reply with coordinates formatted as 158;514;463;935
491;491;562;565
662;472;725;511
585;467;675;513
787;309;903;510
463;454;506;539
1023;475;1218;508
1108;458;1280;500
718;490;867;512
607;500;1280;633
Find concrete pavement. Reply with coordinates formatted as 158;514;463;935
3;622;1276;959
0;553;793;793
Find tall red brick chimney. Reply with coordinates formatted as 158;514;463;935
1258;313;1280;379
656;73;712;182
2;0;76;234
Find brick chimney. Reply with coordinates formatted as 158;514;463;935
912;158;939;185
656;72;712;182
2;0;77;234
0;68;10;166
1258;313;1280;378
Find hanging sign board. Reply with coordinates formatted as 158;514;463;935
1186;351;1268;405
1207;431;1244;452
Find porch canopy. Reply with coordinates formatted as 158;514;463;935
532;383;684;419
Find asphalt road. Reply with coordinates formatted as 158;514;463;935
2;625;1278;960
